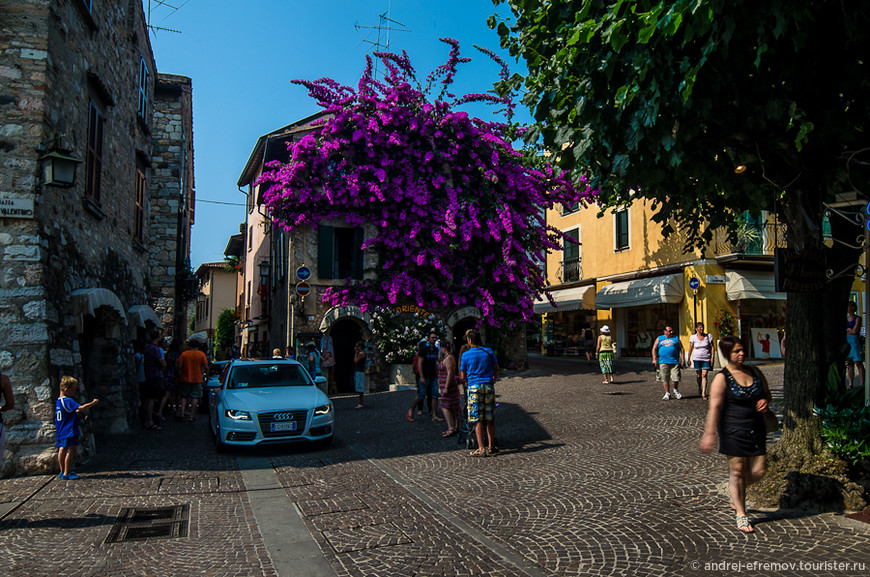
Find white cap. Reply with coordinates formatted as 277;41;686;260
600;325;610;333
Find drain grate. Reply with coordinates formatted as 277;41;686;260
104;504;189;544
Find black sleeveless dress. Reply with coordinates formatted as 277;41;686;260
717;368;767;457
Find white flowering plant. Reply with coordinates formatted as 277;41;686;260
369;308;448;364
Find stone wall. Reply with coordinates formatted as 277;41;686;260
150;73;193;340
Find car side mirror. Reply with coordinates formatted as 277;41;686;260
314;376;327;384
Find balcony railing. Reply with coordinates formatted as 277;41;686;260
559;258;582;283
712;221;787;257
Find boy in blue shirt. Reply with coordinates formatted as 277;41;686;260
55;376;99;480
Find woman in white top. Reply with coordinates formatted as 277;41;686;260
687;322;715;400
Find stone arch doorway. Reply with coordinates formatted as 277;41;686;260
446;306;482;359
329;319;364;394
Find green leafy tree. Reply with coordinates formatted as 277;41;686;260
493;0;870;491
213;308;237;359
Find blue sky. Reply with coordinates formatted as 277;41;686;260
148;0;527;268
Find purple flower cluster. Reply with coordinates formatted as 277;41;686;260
258;39;596;327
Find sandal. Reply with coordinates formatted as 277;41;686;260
441;429;457;438
469;448;487;457
736;515;755;533
431;416;444;423
406;410;415;422
146;423;162;430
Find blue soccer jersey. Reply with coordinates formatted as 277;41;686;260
55;397;81;441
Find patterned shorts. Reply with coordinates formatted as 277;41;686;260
467;382;495;423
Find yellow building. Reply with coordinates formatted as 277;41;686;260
536;199;792;361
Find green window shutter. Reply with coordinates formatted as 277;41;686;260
318;225;334;279
616;210;629;249
353;227;364;280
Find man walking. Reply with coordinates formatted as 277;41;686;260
460;329;499;456
175;341;209;421
653;326;685;400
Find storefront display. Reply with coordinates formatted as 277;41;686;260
623;303;679;356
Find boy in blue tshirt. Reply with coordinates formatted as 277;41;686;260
55;376;99;480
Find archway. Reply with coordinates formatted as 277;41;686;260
329;319;364;394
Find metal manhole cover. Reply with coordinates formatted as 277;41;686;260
104;504;189;544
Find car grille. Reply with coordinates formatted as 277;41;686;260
258;409;308;437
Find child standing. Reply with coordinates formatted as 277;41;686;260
55;376;99;480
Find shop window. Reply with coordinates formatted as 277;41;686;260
614;208;629;251
85;100;104;205
318;225;364;280
562;227;581;282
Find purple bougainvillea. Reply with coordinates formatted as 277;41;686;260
258;39;595;327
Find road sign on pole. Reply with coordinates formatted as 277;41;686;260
295;282;311;297
296;266;311;281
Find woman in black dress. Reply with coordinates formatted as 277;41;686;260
700;336;772;533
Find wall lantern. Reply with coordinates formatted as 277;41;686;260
258;260;271;283
39;149;82;187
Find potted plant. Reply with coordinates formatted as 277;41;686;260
713;309;738;337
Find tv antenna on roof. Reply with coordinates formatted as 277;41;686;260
146;0;186;35
355;2;410;78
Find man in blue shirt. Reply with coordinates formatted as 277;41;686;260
653;326;685;400
459;329;499;456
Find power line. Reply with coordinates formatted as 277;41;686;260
196;198;245;207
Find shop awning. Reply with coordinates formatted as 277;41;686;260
595;273;684;309
726;271;785;301
533;286;596;313
71;288;127;320
128;305;162;329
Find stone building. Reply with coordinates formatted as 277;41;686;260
150;73;195;338
236;114;485;393
0;0;192;476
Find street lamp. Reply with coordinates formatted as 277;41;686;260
258;260;270;284
39;150;82;187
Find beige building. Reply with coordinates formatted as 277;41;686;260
193;262;238;341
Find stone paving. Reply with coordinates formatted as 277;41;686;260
1;356;867;577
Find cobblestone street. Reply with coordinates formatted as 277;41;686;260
2;356;868;577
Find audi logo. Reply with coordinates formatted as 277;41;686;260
273;413;294;421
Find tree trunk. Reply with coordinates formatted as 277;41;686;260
779;291;825;456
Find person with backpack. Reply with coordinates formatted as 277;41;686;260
688;322;715;400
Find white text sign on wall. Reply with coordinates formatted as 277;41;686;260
0;195;35;219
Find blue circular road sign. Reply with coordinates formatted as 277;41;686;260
689;277;701;290
296;266;311;281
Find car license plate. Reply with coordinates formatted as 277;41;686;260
270;421;296;432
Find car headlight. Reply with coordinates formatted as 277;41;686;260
314;404;332;416
224;409;252;420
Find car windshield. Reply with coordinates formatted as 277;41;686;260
226;364;312;389
209;362;227;378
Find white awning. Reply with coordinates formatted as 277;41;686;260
726;271;785;301
533;286;595;314
595;273;684;309
71;288;127;320
128;305;162;329
189;330;209;344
